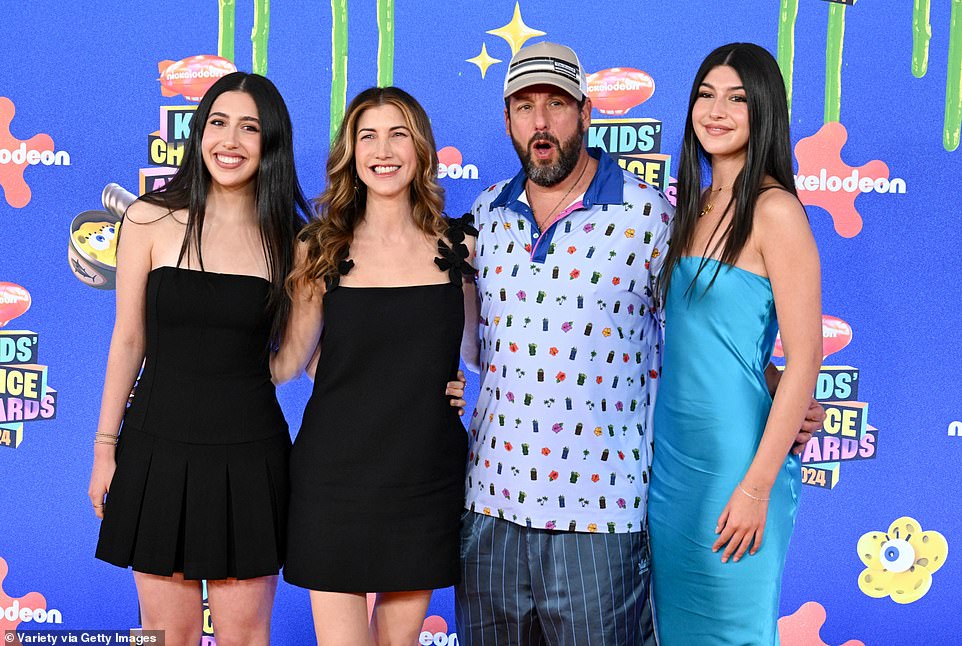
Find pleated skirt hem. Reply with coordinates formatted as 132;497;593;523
95;426;290;581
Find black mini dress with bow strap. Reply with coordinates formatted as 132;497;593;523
284;216;476;592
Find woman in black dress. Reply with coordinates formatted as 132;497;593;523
273;87;479;645
88;72;309;646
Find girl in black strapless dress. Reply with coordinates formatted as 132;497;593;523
89;72;309;646
274;87;479;646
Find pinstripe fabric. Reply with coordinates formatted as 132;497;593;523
456;512;653;645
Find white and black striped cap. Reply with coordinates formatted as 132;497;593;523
503;42;588;100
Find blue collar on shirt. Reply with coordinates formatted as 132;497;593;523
491;147;625;211
490;148;625;263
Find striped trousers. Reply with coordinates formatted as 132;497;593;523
455;511;654;645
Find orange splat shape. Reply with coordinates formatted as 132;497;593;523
421;615;449;635
794;122;888;238
0;556;48;636
0;97;55;208
778;601;864;646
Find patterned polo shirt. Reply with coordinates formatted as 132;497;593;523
464;148;673;533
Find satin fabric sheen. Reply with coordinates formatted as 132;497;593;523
649;257;800;645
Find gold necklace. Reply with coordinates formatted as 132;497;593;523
528;156;589;231
699;183;732;217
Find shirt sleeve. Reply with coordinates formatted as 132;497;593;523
641;191;673;381
642;191;674;324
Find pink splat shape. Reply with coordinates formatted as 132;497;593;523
421;615;449;634
794;122;888;238
778;601;865;646
437;146;463;167
0;97;54;208
0;557;48;637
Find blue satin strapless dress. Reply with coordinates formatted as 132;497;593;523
649;257;800;645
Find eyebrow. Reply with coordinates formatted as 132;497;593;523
209;111;260;123
699;82;745;91
511;92;570;102
357;125;410;133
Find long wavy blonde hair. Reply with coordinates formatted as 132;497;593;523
288;87;446;291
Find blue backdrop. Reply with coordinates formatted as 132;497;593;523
1;1;960;644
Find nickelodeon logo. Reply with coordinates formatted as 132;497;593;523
774;314;852;359
159;55;237;102
419;615;458;645
794;169;905;195
0;97;70;208
419;630;458;646
793;121;904;238
437;146;478;180
587;67;655;116
0;144;69;167
0;557;57;634
2;600;62;624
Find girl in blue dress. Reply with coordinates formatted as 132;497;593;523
648;43;823;644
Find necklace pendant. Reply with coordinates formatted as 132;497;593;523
699;202;713;217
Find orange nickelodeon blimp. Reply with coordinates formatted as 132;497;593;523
158;55;237;102
774;314;852;359
586;68;655;115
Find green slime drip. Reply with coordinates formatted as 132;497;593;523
777;0;799;119
252;0;270;75
218;0;236;62
331;0;349;143
913;0;931;78
377;0;395;87
946;0;962;151
825;3;846;124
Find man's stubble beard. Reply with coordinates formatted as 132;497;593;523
512;120;585;188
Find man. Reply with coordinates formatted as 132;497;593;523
455;42;820;645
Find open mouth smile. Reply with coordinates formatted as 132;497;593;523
214;153;247;168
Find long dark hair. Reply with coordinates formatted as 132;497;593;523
139;72;310;343
660;42;797;299
288;86;445;291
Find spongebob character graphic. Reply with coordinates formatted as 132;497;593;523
69;211;122;289
73;221;119;266
857;516;948;604
69;183;137;290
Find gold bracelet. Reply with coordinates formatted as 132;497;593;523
94;433;119;445
737;483;770;502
